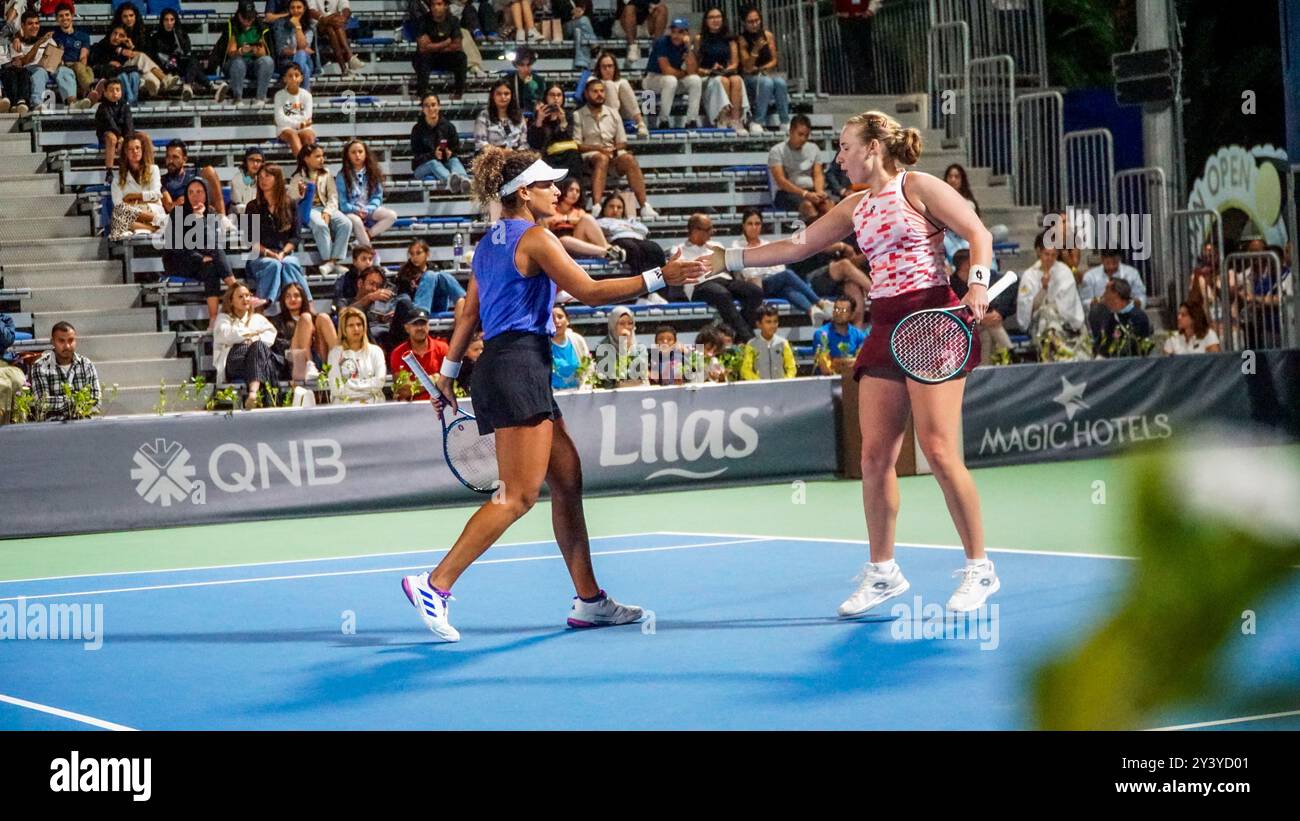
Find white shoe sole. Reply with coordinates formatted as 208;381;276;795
947;577;1001;612
567;605;643;628
837;578;911;619
402;575;460;642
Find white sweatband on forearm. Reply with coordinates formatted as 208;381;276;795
725;246;746;273
969;264;991;287
641;267;665;293
439;359;462;379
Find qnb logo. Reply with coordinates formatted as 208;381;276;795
131;439;200;507
50;751;151;802
598;397;763;480
131;439;347;505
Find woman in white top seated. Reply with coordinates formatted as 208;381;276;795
730;208;830;325
212;281;281;409
229;147;265;215
1163;300;1222;355
595;193;666;281
327;306;387;403
108;132;166;240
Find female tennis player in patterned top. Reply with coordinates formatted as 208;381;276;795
402;147;708;642
710;110;1001;615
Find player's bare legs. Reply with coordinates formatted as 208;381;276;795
907;377;985;560
857;375;911;563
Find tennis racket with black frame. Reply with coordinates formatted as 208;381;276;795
889;271;1019;383
401;352;500;494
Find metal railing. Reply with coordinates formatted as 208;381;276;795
869;0;933;94
1169;208;1227;340
928;21;971;143
968;55;1016;179
1063;129;1114;225
1014;90;1062;210
933;0;1047;87
1223;252;1288;351
1112;167;1171;306
1287;164;1299;348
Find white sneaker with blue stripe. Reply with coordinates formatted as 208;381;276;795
402;572;460;642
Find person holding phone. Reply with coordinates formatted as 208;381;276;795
410;93;471;191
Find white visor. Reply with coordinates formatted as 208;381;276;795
499;159;569;197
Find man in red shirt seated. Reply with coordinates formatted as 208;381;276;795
389;308;449;401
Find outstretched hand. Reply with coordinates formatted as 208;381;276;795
705;243;728;275
661;246;711;286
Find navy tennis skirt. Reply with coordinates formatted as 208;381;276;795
471;331;563;435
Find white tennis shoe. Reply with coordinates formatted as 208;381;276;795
838;563;910;618
946;561;1000;612
402;571;460;642
567;591;643;628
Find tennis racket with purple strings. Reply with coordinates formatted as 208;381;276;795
401;352;499;494
889;271;1019;383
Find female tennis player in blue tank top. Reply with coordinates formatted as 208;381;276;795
402;147;708;642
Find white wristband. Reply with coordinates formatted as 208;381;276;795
641;267;665;293
969;264;991;288
439;359;462;379
725;246;746;273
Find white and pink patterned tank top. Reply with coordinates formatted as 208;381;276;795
852;170;948;300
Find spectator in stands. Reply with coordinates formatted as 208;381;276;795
498;0;543;43
87;25;141;104
270;281;337;380
574;78;657;217
158;139;224;214
768;113;831;221
455;329;484;392
589;50;649;138
543;177;625;262
411;92;471;191
396;238;466;322
213;281;280;408
337;139;397;249
737;6;788;135
0;318;24;425
944;163;979;213
30;321;101;421
328;305;387;403
108;132;166;240
648;324;684;385
412;0;467;100
8;10;81;110
52;6;95;108
475;77;527;150
596;193;665;277
93;77;131;179
274;0;364;77
162;177;237;326
272;0;321;89
108;3;175;97
227;146;265;214
152;8;210;102
741;304;795;380
332;244;377;314
213;0;275;104
245;164;312;300
950;248;1013;365
616;0;666;63
690;324;727;382
594;304;649;387
835;0;879;94
1094;278;1153;358
1163;300;1221;355
272;63;314;155
526;82;584;182
642;16;700;130
669;212;762;341
1079;247;1147;307
694;7;745;134
290;141;352;276
812;295;866;375
556;0;595;68
390;307;449;400
814;240;873;328
1018;232;1088;360
510;46;544;109
550;304;590;389
350;265;397;347
0;23;35;115
731;208;829;325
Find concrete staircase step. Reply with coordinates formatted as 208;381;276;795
0;215;94;240
34;308;156;337
0;260;123;288
0;133;31;152
96;357;193;388
26;284;141;312
0;174;60;196
72;332;177;361
0;194;81;217
0;237;104;264
0;154;46;173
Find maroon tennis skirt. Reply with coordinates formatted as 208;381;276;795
853;284;981;382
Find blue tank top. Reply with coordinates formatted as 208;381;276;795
551;335;580;389
473;219;557;340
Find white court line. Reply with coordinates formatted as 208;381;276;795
0;538;770;603
0;693;136;732
1148;709;1300;731
653;530;1137;562
0;531;683;586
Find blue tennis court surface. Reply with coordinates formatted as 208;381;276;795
2;532;1297;731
